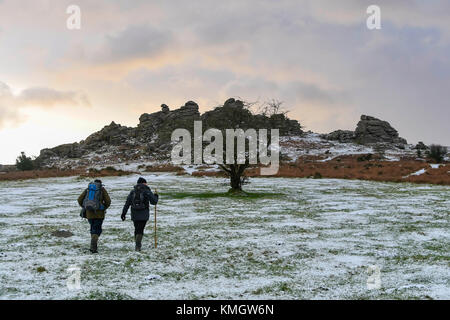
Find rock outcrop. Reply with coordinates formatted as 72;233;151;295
321;130;355;143
415;141;428;150
322;115;407;146
137;102;200;142
83;122;134;147
354;115;407;145
39;143;82;160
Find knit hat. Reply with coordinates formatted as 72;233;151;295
137;177;147;184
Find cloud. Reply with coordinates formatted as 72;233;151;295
291;82;336;104
1;0;450;147
18;87;91;108
0;81;90;129
0;82;24;128
92;24;173;63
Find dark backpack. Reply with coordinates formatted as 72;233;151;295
131;184;147;210
83;182;104;212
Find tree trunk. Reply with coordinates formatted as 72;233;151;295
219;163;248;191
230;171;242;191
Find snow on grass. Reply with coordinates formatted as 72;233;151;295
0;174;449;299
181;165;198;175
279;133;420;163
280;133;376;162
402;167;434;178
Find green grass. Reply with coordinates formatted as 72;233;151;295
36;266;46;273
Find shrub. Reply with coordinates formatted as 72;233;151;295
427;144;447;163
15;152;34;171
357;154;373;162
36;266;46;273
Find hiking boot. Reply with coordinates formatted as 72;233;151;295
135;234;143;252
90;234;99;253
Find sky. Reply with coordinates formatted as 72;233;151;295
0;0;449;164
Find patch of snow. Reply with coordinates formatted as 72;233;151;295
383;155;400;162
181;165;198;175
403;168;427;178
411;169;426;176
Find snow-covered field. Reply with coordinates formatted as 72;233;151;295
0;174;449;300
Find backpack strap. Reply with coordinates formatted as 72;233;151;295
99;187;105;210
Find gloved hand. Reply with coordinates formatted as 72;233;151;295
121;213;126;221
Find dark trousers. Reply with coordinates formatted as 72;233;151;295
133;220;147;236
88;219;104;235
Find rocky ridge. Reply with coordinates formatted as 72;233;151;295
36;98;302;168
34;98;420;170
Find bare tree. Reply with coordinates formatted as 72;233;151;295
258;99;289;117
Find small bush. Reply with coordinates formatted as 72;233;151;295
36;266;46;273
15;152;34;171
427;145;447;163
357;154;373;162
313;172;322;179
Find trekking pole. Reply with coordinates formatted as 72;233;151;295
154;188;157;248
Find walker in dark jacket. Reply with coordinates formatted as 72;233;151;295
121;177;158;251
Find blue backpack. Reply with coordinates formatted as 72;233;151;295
82;182;104;213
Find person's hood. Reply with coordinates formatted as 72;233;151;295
134;183;150;190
